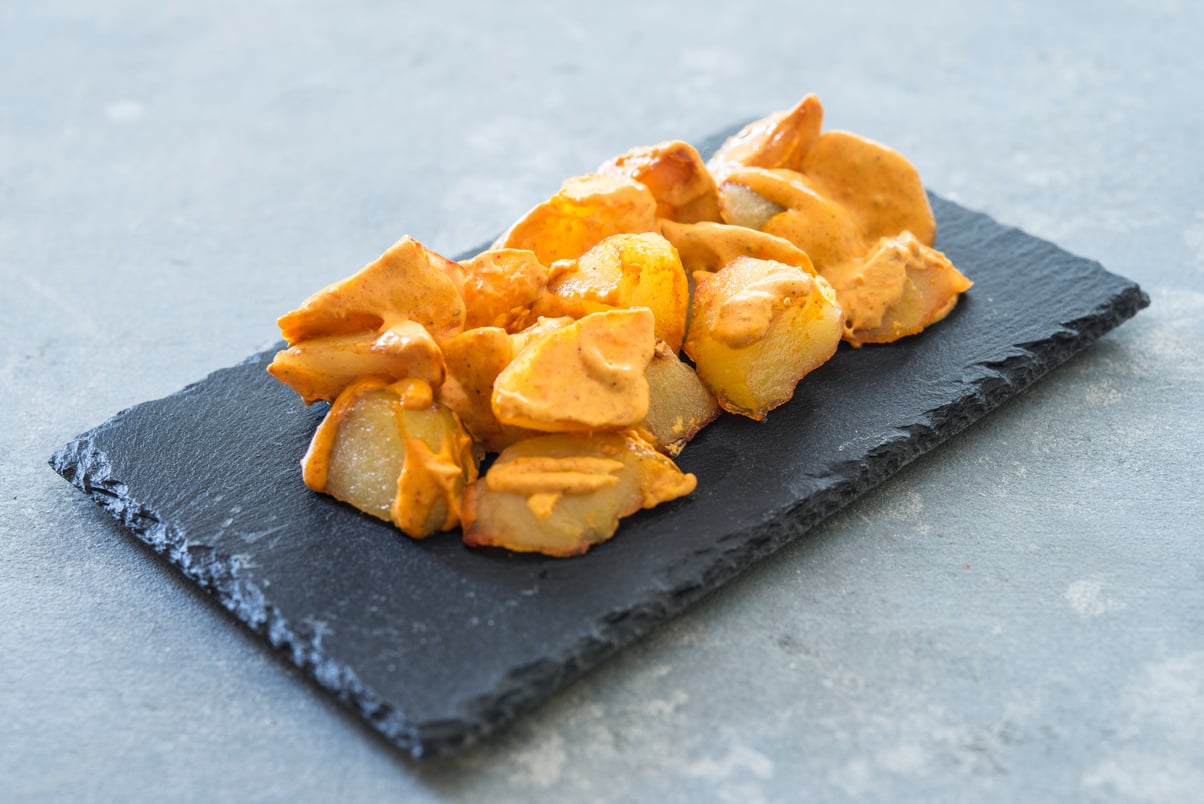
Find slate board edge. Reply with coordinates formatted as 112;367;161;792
48;258;1148;760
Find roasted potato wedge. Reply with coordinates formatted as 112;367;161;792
638;341;720;456
493;308;655;432
597;140;721;223
706;93;823;182
438;326;537;454
684;257;842;420
801;130;936;247
834;232;972;346
535;232;689;352
658;219;815;279
456;248;549;331
268;320;444;405
301;379;478;538
492;173;659;265
717;167;866;272
277;236;465;345
461;431;696;557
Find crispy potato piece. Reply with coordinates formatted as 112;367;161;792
301;379;478;538
277;235;465;345
834;232;973;346
269;236;466;404
706;93;936;246
717;181;787;231
456;248;549;331
684;257;843;419
637;341;720;456
718;167;866;271
706;93;824;183
801;130;936;246
268;319;445;405
597;140;721;223
438;326;537;453
493;308;655;432
461;431;696;557
535;232;689;352
493;174;659;265
658;219;815;278
508;315;576;355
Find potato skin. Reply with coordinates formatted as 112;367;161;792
597;140;721;223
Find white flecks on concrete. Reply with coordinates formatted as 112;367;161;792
645;689;689;717
1081;652;1204;801
1064;578;1127;617
683;743;774;781
1082;753;1204;803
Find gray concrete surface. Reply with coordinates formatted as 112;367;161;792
3;0;1201;801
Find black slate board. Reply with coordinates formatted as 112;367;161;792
50;135;1148;757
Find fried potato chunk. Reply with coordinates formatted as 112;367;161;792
535;232;689;352
685;257;843;420
268;236;466;404
301;378;478;538
597;140;721;223
703;94;963;345
437;326;536;454
268;320;444;405
493;308;655;432
461;431;696;557
277;235;465;345
718;167;867;271
706;93;824;183
456;248;549;331
658;219;815;278
637;341;720;456
493;174;659;265
832;232;973;347
707;94;933;246
800;130;936;247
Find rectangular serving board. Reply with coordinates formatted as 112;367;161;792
51;128;1148;758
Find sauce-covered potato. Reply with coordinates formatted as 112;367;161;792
707;95;968;346
492;308;656;432
269;320;445;405
492;173;659;265
301;378;478;538
830;232;973;347
437;326;535;454
597;140;721;223
267;92;969;556
535;232;689;352
455;248;549;331
707;94;824;183
277;235;465;345
462;431;696;557
685;256;843;420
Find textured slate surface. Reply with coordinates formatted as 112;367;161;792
50;189;1147;758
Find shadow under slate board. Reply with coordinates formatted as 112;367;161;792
50;125;1149;758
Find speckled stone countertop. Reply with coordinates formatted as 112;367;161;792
4;1;1201;801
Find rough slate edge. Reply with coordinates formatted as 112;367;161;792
49;195;1149;760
